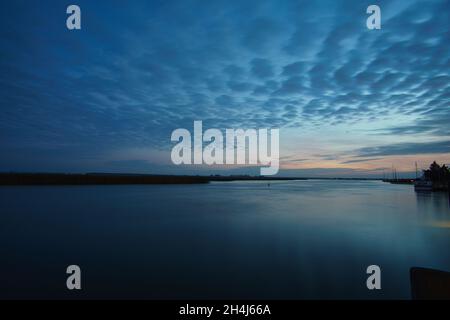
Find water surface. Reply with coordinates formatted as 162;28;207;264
1;180;449;299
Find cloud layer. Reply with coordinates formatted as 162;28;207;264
0;0;449;174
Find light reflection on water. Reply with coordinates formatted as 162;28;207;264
0;180;449;299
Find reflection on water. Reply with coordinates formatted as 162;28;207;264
0;180;449;299
415;190;450;225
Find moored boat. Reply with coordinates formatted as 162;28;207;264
414;179;433;192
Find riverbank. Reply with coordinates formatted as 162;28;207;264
0;173;210;185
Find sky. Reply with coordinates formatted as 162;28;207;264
0;0;449;177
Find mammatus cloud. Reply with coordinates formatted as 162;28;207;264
0;0;448;174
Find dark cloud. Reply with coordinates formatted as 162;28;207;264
227;81;253;92
274;76;306;96
342;158;383;164
282;61;307;77
354;141;450;157
250;58;274;79
241;17;285;53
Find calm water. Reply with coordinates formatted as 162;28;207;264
1;180;450;299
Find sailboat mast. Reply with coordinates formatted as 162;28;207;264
415;162;418;179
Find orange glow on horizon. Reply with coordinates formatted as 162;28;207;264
280;153;450;174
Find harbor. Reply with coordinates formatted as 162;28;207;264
383;161;450;192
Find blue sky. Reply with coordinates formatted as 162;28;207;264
0;0;449;177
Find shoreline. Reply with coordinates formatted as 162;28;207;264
0;173;386;186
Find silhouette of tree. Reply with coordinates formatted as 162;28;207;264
423;161;450;183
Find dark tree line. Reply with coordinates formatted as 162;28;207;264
423;161;450;183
